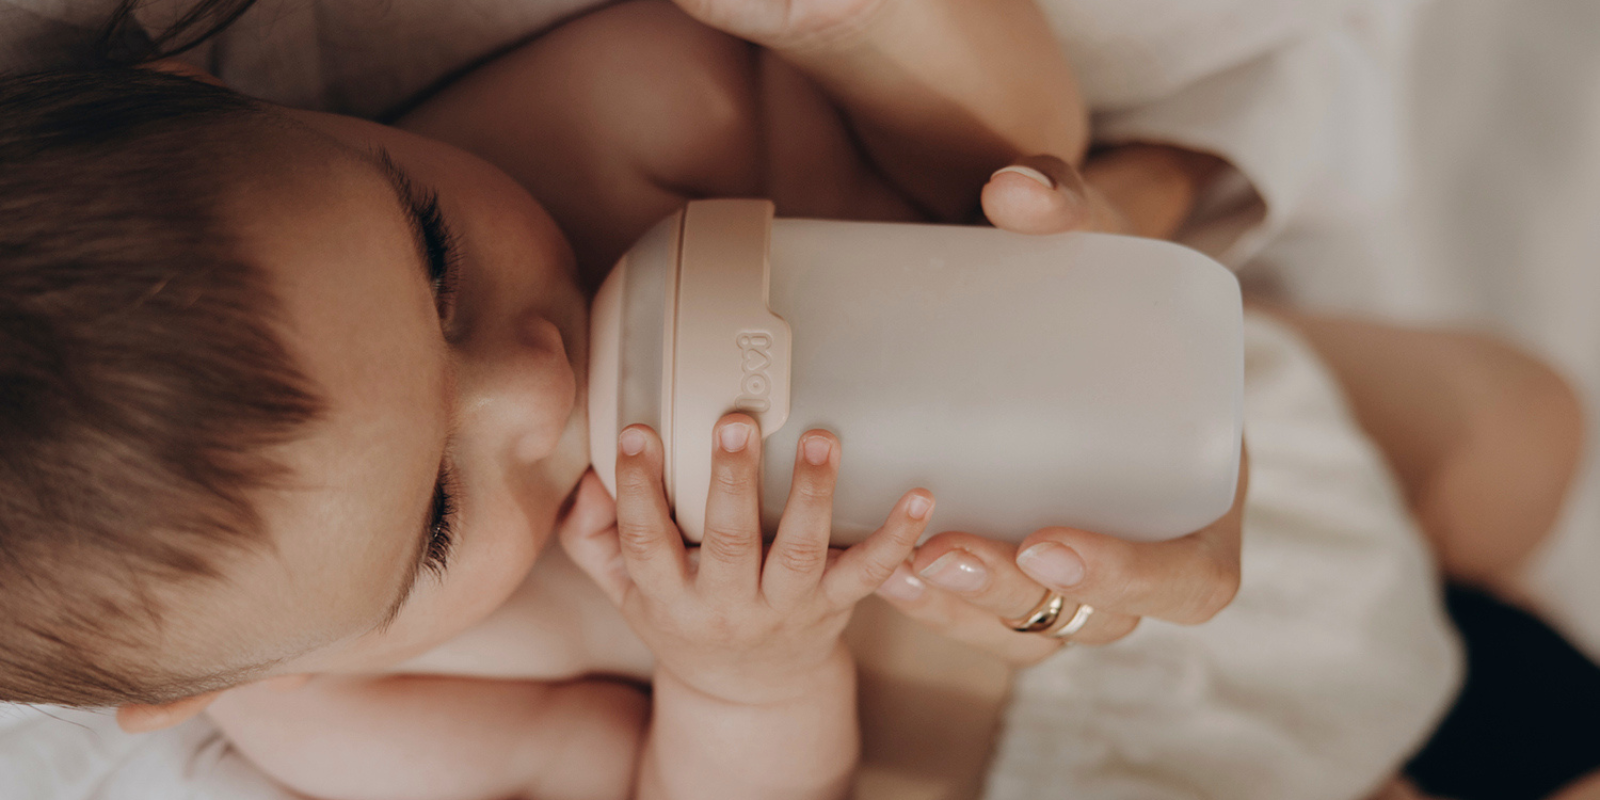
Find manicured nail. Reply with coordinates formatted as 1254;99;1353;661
802;435;832;465
719;421;750;452
906;493;932;520
992;164;1056;190
919;550;989;592
1017;542;1086;588
619;428;646;456
876;562;926;601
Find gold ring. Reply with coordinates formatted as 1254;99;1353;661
1047;603;1094;640
1002;589;1067;632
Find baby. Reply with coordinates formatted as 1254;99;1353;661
1;2;1584;800
0;0;1100;797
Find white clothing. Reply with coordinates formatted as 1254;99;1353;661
0;705;293;800
1298;0;1600;665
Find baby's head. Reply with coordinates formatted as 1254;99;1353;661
0;67;592;720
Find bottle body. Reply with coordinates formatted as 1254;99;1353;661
757;219;1243;544
589;201;1244;545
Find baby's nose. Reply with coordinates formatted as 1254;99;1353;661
460;312;577;465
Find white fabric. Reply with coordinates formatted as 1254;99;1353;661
1047;0;1422;269
134;0;600;119
1283;0;1600;664
983;313;1461;800
0;706;292;800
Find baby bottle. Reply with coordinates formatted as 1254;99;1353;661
589;199;1244;545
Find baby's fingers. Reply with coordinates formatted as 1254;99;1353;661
697;414;765;598
763;431;840;608
614;425;689;597
556;471;630;606
822;490;933;607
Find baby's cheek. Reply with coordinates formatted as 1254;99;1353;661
449;503;546;619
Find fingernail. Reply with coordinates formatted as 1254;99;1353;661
1017;542;1086;588
919;550;989;593
719;421;750;452
992;164;1056;190
876;562;925;601
906;493;931;520
619;428;646;456
802;435;831;465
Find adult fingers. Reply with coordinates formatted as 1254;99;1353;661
555;471;630;606
1078;143;1227;240
763;430;841;608
981;154;1129;235
874;563;1062;667
823;490;934;607
696;414;765;597
1014;446;1249;624
613;425;689;597
912;532;1140;646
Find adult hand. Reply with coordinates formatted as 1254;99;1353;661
872;150;1247;665
876;450;1246;665
667;0;889;50
981;146;1226;240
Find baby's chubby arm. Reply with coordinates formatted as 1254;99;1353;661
676;0;1089;221
558;416;932;800
207;673;646;800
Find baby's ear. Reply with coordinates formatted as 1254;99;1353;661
115;690;222;733
140;58;226;88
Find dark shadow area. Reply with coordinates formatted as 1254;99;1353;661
1406;585;1600;800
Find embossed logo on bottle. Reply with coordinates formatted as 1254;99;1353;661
735;331;772;412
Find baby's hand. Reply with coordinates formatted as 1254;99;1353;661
561;413;931;706
668;0;890;51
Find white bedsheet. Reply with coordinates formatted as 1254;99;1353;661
0;705;293;800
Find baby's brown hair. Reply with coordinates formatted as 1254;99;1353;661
0;67;323;707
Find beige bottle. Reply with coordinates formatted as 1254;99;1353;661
590;199;1243;544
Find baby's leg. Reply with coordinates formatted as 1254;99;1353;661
400;0;917;286
1266;308;1584;599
